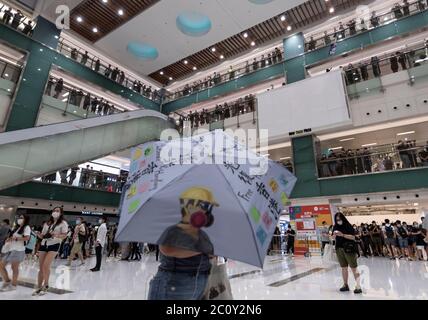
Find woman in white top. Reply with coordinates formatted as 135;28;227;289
33;207;68;296
0;214;31;292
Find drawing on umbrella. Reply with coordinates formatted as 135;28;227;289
116;131;297;268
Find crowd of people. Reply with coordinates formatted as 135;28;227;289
177;94;256;131
61;43;161;102
0;209;162;294
322;216;428;261
343;47;425;85
40;166;128;193
45;77;124;117
319;140;428;177
0;6;34;36
0;208;109;293
306;1;427;51
169;48;283;100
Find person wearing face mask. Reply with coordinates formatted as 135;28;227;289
395;220;409;260
148;187;218;300
90;217;107;272
0;214;31;292
369;221;383;256
33;207;68;296
67;217;86;267
332;212;362;294
382;219;398;260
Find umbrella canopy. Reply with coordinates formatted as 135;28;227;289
116;131;297;268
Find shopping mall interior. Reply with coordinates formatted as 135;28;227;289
0;0;427;302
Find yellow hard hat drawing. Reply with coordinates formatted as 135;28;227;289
180;187;219;207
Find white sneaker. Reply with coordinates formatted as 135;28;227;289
0;283;12;292
32;287;43;296
38;286;49;296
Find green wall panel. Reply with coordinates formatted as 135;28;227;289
290;135;428;199
319;169;428;196
164;62;286;113
290;135;320;198
0;24;159;131
284;56;306;84
0;182;121;207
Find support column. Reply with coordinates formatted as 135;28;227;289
283;32;306;84
290;134;321;198
31;16;61;49
6;17;60;131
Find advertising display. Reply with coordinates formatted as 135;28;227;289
288;205;333;255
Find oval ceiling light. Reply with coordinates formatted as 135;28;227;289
248;0;274;4
127;42;159;60
76;16;83;23
176;11;212;37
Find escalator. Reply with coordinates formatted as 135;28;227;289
0;109;174;191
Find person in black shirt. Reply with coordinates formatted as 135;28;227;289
369;221;383;256
2;8;12;25
94;59;101;72
22;20;33;35
390;54;400;73
332;212;362;294
11;10;24;29
402;0;410;15
286;225;296;256
53;78;63;98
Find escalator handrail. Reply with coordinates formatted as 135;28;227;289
0;109;169;145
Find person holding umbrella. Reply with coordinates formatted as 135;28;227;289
148;187;219;300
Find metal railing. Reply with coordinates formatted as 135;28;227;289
38;167;128;193
44;76;125;118
57;37;161;103
344;40;428;87
318;142;428;178
165;49;285;102
0;58;21;84
304;1;427;52
0;3;35;36
175;95;257;131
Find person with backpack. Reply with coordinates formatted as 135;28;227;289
382;219;398;259
0;214;31;292
395;220;409;259
33;207;68;296
67;218;86;267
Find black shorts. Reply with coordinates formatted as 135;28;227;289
39;243;60;253
25;248;33;254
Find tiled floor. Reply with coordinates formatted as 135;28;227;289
1;254;427;300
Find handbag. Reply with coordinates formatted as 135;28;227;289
202;258;233;300
1;241;11;254
323;244;338;264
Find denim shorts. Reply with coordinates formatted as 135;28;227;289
148;270;209;300
398;238;409;248
385;238;397;246
1;250;25;264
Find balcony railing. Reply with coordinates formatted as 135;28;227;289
165;49;284;102
42;76;126;121
318;142;428;178
304;0;426;52
57;37;161;103
344;40;428;99
37;166;128;193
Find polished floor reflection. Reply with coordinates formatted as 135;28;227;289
1;254;427;300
